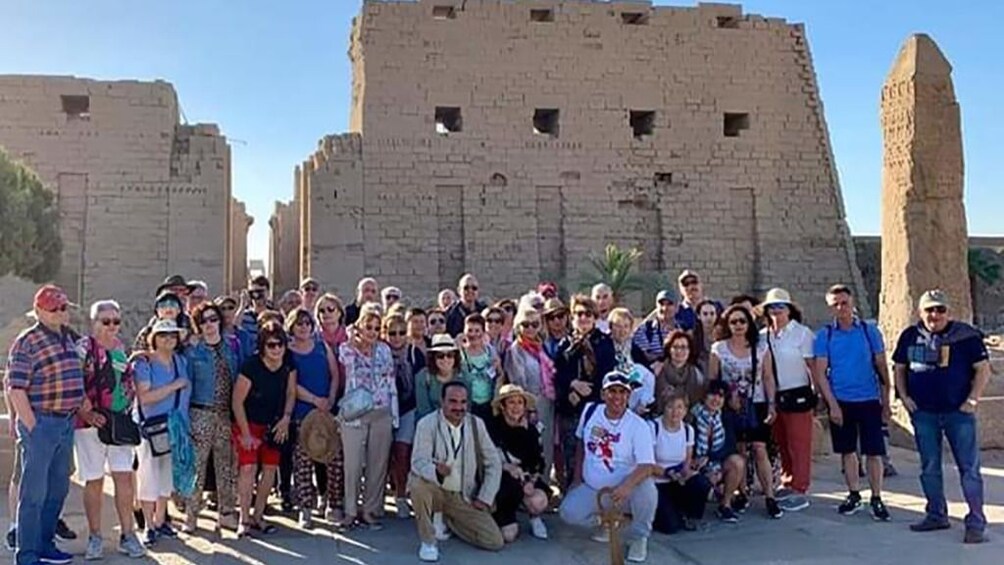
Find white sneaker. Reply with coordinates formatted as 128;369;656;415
590;528;610;543
418;542;440;562
433;512;451;541
396;497;411;519
529;517;549;540
627;537;648;562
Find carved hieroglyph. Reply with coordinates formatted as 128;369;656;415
879;34;972;342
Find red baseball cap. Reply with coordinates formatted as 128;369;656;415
34;284;70;312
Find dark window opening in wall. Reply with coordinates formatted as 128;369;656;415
433;6;457;20
621;12;649;25
723;112;750;137
530;9;554;22
630;110;655;138
435;106;463;134
61;95;90;119
654;172;673;188
716;16;741;29
533;108;560;137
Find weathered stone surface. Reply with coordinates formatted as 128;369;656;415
230;197;253;290
0;76;234;334
278;0;868;322
878;34;972;345
268;173;302;293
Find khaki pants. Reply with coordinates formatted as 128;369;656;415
410;478;503;550
341;408;393;517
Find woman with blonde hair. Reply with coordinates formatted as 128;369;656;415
338;309;398;529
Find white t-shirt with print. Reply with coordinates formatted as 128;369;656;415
652;419;694;484
576;404;655;490
711;340;769;402
760;321;814;391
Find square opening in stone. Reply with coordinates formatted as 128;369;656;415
533;108;560;137
61;95;90;119
621;12;649;25
435;107;462;134
630;110;655;138
530;9;554;22
433;6;457;20
716;16;741;29
654;172;673;188
723;112;750;137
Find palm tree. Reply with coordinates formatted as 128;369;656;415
968;248;1001;325
577;244;648;304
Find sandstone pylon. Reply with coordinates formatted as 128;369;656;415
879;34;971;342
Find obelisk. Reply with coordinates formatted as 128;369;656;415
879;33;972;344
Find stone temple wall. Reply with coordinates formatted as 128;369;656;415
0;76;232;334
289;0;867;321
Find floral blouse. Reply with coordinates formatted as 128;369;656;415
339;340;399;427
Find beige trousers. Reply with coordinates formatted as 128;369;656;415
341;408;393;517
410;477;503;550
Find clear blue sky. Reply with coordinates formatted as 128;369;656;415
2;0;1001;268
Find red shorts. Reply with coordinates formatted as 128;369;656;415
232;422;282;467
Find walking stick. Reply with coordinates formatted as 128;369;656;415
596;487;625;565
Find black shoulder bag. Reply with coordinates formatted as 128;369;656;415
137;356;181;457
90;338;141;446
770;330;817;413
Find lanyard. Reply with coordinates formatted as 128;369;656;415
447;422;466;460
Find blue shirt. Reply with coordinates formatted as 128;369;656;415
892;321;988;413
133;354;192;422
289;340;332;421
813;319;884;402
185;339;239;407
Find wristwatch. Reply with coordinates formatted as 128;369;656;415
967;398;979;408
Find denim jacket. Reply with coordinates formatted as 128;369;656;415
185;338;239;407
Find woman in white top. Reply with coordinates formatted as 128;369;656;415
709;304;781;520
649;394;713;534
759;288;816;513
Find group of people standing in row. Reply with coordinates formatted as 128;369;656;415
3;268;991;565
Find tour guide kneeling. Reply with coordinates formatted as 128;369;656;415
560;370;657;563
892;290;990;544
410;381;504;562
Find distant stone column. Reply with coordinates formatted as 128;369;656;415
879;34;972;344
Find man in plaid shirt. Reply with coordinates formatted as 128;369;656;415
5;284;85;565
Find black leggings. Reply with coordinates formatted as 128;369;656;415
653;474;713;534
492;474;548;527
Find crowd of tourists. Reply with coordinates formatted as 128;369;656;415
3;269;991;564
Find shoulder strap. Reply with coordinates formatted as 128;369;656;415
582;401;600;430
171;355;181;410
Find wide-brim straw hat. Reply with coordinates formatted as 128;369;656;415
542;298;568;317
492;383;537;415
299;409;340;463
757;287;800;317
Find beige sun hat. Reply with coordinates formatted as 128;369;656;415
298;409;340;463
491;383;537;416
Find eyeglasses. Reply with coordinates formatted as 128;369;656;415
201;315;220;325
295;319;313;328
319;306;339;315
463;285;478;291
99;318;122;327
219;304;236;312
924;306;947;314
728;318;748;326
681;279;699;288
264;341;284;350
364;324;380;332
670;345;689;351
487;317;504;325
521;321;541;329
387;330;406;337
302;285;319;292
573;310;594;318
156;302;180;310
157;333;179;340
249;290;266;300
767;304;787;311
429;318;446;325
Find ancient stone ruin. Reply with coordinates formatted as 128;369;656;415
0;76;243;331
878;34;972;343
276;0;867;321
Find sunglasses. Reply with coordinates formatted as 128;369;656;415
364;324;380;332
487;317;504;325
924;306;947;314
319;306;339;314
429;318;446;325
386;294;401;301
302;285;319;292
47;304;69;313
156;333;179;340
728;318;748;326
295;319;313;327
681;279;699;287
156;302;180;310
387;330;406;337
432;352;454;360
264;340;284;350
545;312;567;321
249;290;266;300
502;306;516;314
99;318;122;327
220;304;236;312
463;285;478;291
767;303;787;311
201;315;220;325
521;321;541;329
573;310;594;318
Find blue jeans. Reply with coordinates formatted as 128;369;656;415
16;413;75;565
911;410;985;531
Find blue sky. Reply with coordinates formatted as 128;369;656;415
2;0;1001;267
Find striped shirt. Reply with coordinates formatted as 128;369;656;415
631;318;674;364
4;323;85;413
690;403;725;460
